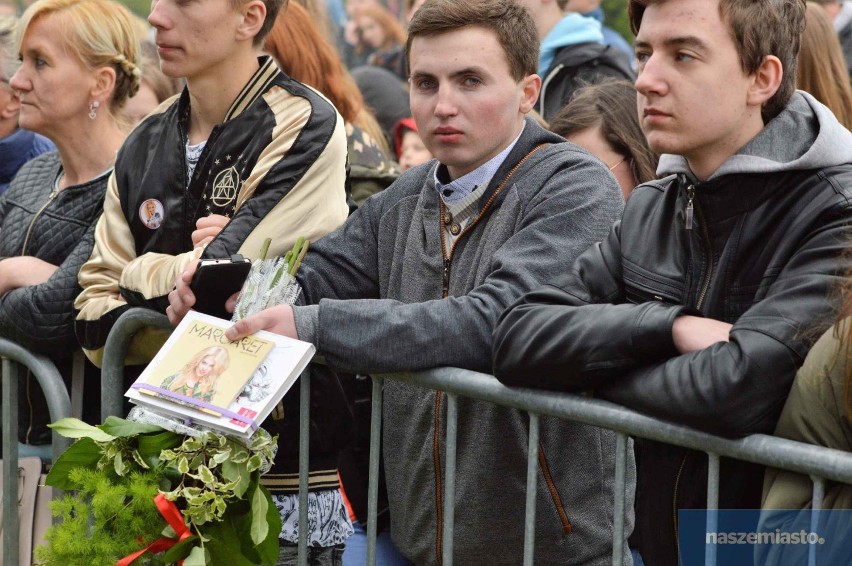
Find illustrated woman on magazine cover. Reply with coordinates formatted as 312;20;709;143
160;346;230;403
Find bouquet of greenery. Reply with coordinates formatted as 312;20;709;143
37;416;281;565
38;237;314;565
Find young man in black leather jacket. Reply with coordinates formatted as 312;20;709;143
494;0;852;564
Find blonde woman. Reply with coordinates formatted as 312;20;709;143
160;346;230;403
0;0;140;443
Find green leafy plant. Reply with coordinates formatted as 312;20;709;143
37;417;282;566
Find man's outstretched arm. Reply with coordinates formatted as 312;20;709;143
494;222;694;389
494;212;847;438
224;151;624;375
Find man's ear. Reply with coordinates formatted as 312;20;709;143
0;90;20;119
519;74;542;115
237;0;266;42
747;55;783;108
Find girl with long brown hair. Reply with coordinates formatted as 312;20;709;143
263;1;400;205
797;2;852;130
763;273;852;510
356;4;407;79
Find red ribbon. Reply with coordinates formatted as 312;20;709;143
117;493;193;566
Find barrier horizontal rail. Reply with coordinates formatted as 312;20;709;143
0;337;73;566
377;366;852;484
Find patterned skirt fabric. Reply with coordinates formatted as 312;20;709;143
274;489;354;547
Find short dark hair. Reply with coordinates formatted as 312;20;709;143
406;0;538;82
236;0;288;45
628;0;806;122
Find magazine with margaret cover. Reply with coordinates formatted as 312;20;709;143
125;310;315;440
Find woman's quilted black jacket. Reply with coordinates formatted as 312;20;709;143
0;152;108;357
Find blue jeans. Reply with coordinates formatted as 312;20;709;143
341;520;413;566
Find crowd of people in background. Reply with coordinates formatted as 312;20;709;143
1;0;852;564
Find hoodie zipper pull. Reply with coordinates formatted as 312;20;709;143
685;185;695;230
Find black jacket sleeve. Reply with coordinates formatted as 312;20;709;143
493;221;686;389
494;210;848;438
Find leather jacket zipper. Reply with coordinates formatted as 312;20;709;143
684;183;715;310
21;189;59;255
693;195;714;310
685;185;695;230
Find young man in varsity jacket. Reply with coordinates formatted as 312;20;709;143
74;0;353;561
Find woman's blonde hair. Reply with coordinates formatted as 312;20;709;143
171;346;231;400
18;0;141;110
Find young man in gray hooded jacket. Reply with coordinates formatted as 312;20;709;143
168;0;629;564
494;1;852;565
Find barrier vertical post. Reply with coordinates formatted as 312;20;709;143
808;476;825;566
523;413;540;566
366;377;384;566
705;452;720;566
100;308;172;421
2;357;20;566
298;368;311;566
612;432;628;566
442;393;458;566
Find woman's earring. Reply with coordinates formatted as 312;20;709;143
88;100;100;120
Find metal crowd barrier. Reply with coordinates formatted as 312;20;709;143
100;307;174;422
0;337;73;566
100;309;852;566
366;369;852;566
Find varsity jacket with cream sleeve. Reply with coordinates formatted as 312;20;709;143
75;56;349;365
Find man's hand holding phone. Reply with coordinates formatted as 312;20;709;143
167;261;199;326
167;255;250;324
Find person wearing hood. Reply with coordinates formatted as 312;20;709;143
493;0;852;565
566;0;634;59
518;0;633;122
814;0;852;78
